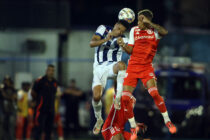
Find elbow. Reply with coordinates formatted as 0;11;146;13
89;42;95;48
164;30;168;35
162;30;168;36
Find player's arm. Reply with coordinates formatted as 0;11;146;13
89;25;113;48
89;33;112;48
117;38;133;54
143;16;168;36
117;27;135;54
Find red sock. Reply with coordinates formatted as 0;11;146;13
148;87;167;113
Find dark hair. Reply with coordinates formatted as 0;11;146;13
117;20;130;30
48;64;55;68
138;9;153;20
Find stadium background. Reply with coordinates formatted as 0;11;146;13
0;0;210;140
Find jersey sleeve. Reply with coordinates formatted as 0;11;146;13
154;29;162;40
122;37;129;44
95;25;106;38
128;27;135;47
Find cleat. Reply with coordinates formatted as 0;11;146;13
166;121;177;134
93;118;104;135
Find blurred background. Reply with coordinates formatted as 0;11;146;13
0;0;210;140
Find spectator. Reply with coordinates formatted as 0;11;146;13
31;64;58;140
63;79;83;137
16;82;32;140
0;75;17;140
54;87;64;140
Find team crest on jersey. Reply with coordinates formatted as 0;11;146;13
147;29;153;34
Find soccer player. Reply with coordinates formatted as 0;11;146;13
116;9;177;134
31;64;58;140
90;20;130;134
102;92;147;140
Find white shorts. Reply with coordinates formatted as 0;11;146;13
92;62;117;89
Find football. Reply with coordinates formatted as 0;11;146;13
118;8;135;23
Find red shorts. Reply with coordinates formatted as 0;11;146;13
123;64;156;88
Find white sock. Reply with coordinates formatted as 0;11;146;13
128;117;136;128
116;70;126;99
161;111;171;124
92;99;102;120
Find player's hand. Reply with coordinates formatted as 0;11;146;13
142;16;152;28
137;123;147;134
117;37;124;47
105;32;113;41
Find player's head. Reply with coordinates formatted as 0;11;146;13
112;20;130;37
46;64;55;79
137;9;153;29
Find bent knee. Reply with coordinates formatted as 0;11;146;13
93;85;103;102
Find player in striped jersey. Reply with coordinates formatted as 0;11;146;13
90;20;130;135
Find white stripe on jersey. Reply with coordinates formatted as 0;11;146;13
94;25;128;64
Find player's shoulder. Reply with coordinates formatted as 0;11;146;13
131;26;139;30
96;25;112;31
130;26;139;32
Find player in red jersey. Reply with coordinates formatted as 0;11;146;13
102;92;147;140
115;9;177;134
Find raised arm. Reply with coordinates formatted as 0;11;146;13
89;25;113;48
117;38;133;54
143;16;168;36
89;33;112;48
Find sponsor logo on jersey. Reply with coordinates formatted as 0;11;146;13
135;35;154;40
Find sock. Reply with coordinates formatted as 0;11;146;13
148;87;171;124
161;111;171;124
116;70;126;99
92;99;102;120
128;117;136;128
148;87;167;113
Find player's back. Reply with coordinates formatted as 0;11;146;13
128;26;161;65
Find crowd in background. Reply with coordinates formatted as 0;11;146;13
0;75;86;140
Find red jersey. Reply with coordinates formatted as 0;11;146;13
128;26;161;66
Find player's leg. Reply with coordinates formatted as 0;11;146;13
113;61;126;100
146;78;177;134
92;85;104;134
34;113;45;140
44;112;54;140
122;72;138;129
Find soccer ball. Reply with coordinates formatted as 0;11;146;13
118;8;135;23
